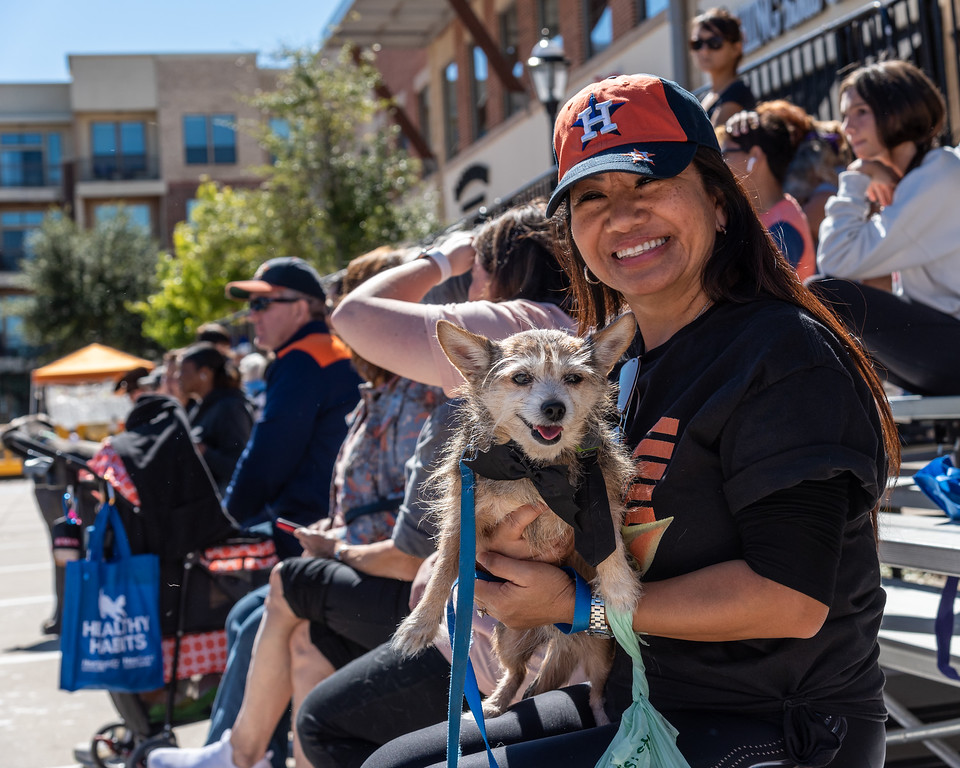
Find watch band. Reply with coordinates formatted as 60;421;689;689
333;542;346;562
587;591;614;637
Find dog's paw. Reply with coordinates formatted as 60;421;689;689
391;617;438;657
481;699;505;720
596;560;643;613
590;698;611;727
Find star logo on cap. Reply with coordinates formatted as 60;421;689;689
573;94;625;149
625;149;655;165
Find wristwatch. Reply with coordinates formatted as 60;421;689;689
586;591;614;637
333;542;346;562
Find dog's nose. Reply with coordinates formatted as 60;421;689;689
541;400;566;422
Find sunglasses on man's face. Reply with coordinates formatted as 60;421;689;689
248;296;301;313
690;36;725;51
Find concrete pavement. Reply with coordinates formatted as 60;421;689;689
0;477;205;768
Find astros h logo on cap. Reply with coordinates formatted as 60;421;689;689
546;74;720;216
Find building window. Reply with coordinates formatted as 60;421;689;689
586;0;613;57
0;211;44;271
94;203;152;233
91;121;147;180
639;0;668;22
538;0;561;41
442;61;460;160
499;5;529;118
471;46;489;141
183;114;237;165
0;132;62;188
0;296;29;356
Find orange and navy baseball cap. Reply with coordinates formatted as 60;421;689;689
546;74;720;216
226;257;326;301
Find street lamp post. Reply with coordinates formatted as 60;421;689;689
527;31;570;165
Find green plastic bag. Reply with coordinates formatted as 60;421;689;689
594;607;691;768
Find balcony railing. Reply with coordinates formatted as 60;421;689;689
719;0;956;129
74;154;161;182
0;160;60;189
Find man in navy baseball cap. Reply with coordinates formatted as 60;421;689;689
226;257;326;301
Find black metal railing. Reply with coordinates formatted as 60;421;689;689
74;154;161;182
0;159;56;188
727;0;955;129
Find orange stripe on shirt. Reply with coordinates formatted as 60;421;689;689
277;333;352;367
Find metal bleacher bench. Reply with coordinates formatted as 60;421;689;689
880;396;960;763
879;513;960;765
884;395;960;514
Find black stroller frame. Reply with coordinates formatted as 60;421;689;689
2;406;276;768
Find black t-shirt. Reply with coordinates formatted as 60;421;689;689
605;298;887;723
704;78;757;119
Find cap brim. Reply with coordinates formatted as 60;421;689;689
225;279;275;300
545;141;698;217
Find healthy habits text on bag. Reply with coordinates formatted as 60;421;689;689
60;499;163;692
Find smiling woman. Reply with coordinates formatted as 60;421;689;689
361;73;901;768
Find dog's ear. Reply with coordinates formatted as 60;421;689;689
436;320;497;383
588;312;637;375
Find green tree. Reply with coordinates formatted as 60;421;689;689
135;182;277;350
22;210;161;359
137;45;438;349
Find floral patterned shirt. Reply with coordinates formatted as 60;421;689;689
329;376;445;544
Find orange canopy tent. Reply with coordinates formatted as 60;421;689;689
31;343;155;386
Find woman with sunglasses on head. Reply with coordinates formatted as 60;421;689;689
362;74;898;768
691;7;756;127
814;60;960;396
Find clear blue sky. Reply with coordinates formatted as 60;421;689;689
0;0;345;82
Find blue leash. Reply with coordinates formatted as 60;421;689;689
448;457;500;768
447;457;594;768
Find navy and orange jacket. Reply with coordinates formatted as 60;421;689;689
224;320;361;557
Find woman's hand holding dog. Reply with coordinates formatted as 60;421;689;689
474;504;577;629
474;552;576;630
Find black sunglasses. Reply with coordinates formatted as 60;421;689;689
690;36;725;51
248;296;301;312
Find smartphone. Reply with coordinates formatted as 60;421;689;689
275;517;303;534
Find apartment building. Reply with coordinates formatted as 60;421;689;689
325;0;960;223
0;53;279;420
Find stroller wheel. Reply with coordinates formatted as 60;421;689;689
126;733;178;768
91;722;136;768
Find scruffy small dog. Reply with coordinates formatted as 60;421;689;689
392;313;640;725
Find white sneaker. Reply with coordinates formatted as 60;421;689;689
146;730;272;768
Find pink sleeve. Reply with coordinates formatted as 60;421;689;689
422;301;576;396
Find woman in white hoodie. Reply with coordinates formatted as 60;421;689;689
815;60;960;396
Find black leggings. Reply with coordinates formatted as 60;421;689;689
810;277;960;396
360;685;886;768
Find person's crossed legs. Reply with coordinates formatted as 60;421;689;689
149;557;413;768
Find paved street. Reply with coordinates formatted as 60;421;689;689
0;478;205;768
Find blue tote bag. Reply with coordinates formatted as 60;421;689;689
59;499;164;692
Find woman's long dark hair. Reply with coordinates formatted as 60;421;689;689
552;146;900;533
180;342;240;391
474;199;571;307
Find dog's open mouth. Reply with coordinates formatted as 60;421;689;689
519;416;564;444
531;424;563;444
